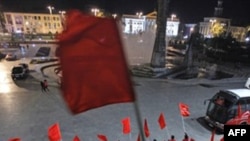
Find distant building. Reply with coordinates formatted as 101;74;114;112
121;11;180;38
3;12;64;34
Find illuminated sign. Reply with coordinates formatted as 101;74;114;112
166;21;180;36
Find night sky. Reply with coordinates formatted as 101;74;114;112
1;0;250;26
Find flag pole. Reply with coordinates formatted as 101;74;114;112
129;132;132;141
165;126;171;141
133;100;146;141
181;116;186;133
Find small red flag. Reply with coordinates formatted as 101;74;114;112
137;134;141;141
143;119;150;138
48;123;61;141
121;117;131;134
58;10;135;114
97;134;108;141
179;103;190;117
73;135;81;141
210;129;216;141
158;112;166;129
8;138;21;141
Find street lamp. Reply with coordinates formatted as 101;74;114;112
171;14;176;21
91;8;99;16
136;12;143;18
47;6;54;15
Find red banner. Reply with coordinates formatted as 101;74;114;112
158;112;166;129
8;138;21;141
73;135;81;141
121;117;131;134
179;103;190;117
48;123;61;141
97;134;108;141
143;119;150;138
57;10;135;114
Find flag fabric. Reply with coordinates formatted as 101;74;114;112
121;117;131;134
73;135;81;141
48;123;62;141
158;112;166;129
143;119;150;138
137;134;141;141
220;136;224;141
57;10;135;114
179;103;190;117
8;138;21;141
210;129;216;141
97;134;108;141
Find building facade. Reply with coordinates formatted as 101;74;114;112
3;12;63;34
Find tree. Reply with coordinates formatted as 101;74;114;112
150;0;170;68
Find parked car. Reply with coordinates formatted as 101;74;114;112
5;53;17;61
18;63;29;73
11;65;28;80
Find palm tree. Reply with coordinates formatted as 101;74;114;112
150;0;170;68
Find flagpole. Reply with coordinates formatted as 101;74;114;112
129;132;132;141
133;100;146;141
181;116;186;133
165;126;171;141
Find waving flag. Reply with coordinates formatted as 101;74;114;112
137;134;141;141
97;134;108;141
48;123;61;141
179;103;190;117
143;119;150;138
73;135;81;141
8;138;21;141
57;10;135;114
210;129;216;141
121;117;131;134
158;112;166;129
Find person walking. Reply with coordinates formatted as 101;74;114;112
168;135;176;141
43;79;49;92
40;81;45;92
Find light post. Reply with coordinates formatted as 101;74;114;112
171;14;176;21
91;8;99;16
136;12;143;18
47;6;54;15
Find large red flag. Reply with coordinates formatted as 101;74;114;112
143;119;150;138
73;135;81;141
179;103;190;117
121;117;131;134
158;112;166;130
97;134;108;141
8;138;21;141
57;10;135;114
48;123;61;141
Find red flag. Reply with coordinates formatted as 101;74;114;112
121;117;131;134
57;10;135;114
73;135;81;141
97;134;108;141
8;138;21;141
210;129;216;141
179;103;190;117
48;123;61;141
220;136;224;141
143;119;150;138
158;112;166;129
137;134;141;141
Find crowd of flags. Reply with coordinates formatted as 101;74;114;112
7;102;221;141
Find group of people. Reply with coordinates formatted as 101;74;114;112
40;79;49;92
152;133;195;141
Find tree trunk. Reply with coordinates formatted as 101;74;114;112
150;0;169;68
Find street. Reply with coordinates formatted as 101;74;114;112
0;59;246;141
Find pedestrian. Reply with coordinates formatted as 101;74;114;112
168;135;176;141
40;81;45;92
182;133;189;141
43;79;49;92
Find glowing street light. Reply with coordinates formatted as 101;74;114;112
112;14;117;18
136;12;143;18
91;8;99;16
171;14;176;20
47;6;54;14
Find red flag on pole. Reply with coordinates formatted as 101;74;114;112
121;117;131;134
143;119;150;138
158;112;166;129
179;103;190;117
73;135;81;141
210;129;216;141
48;123;61;141
97;134;108;141
57;10;135;114
137;134;141;141
8;138;21;141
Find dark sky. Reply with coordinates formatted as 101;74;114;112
1;0;250;26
